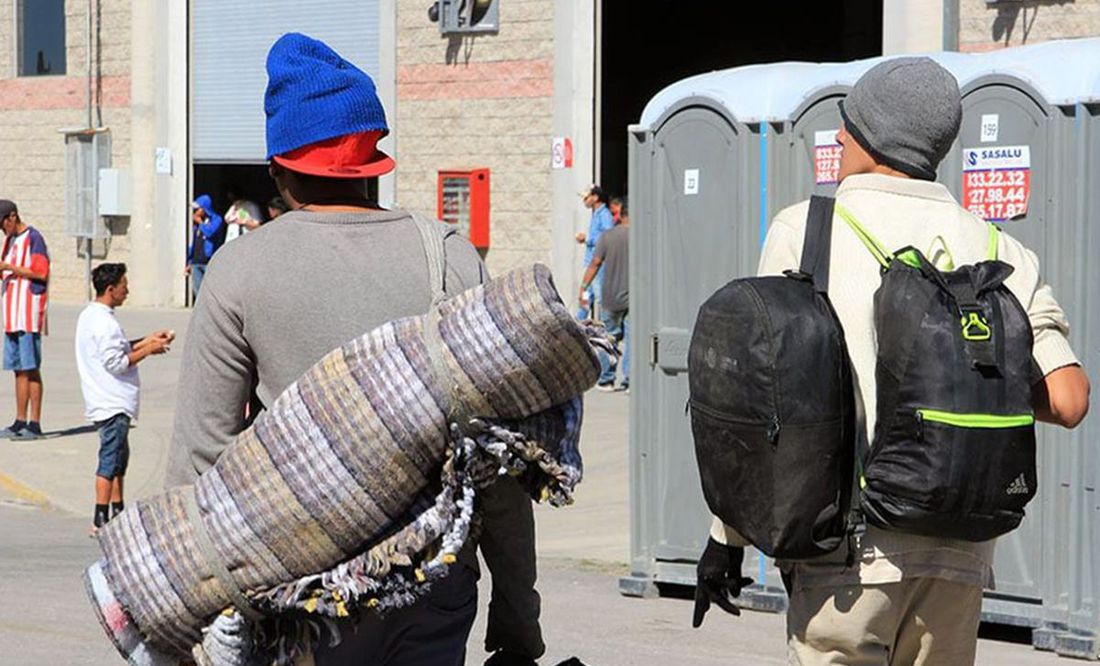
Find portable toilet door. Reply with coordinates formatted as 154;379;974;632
775;86;850;209
947;74;1055;632
944;73;1085;643
624;95;763;594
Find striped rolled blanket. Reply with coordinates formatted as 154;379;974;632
85;264;612;665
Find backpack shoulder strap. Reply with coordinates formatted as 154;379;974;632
799;195;836;293
987;223;1000;261
834;203;891;268
409;212;457;306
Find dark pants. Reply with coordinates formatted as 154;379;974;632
313;564;478;666
480;475;545;659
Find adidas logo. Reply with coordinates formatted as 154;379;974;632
1006;474;1030;496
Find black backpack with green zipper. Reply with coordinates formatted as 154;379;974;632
835;203;1039;541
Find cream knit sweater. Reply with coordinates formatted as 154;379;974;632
713;173;1079;590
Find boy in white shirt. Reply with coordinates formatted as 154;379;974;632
75;263;174;535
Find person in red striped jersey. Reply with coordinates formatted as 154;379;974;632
0;200;50;440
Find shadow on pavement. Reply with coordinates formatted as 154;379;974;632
39;424;99;439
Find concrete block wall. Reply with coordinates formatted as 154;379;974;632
395;0;554;275
958;0;1100;52
0;0;132;303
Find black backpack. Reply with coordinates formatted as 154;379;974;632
834;203;1039;541
688;196;856;559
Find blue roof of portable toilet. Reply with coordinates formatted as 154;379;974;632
638;37;1100;129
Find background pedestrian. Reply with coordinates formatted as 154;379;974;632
75;263;173;536
0;199;50;440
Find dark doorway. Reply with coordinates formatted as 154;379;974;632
193;164;281;221
599;1;883;198
192;164;381;216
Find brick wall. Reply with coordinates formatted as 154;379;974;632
395;0;554;275
0;0;131;302
959;0;1100;52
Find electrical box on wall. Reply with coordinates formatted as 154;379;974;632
98;168;132;216
62;128;111;239
430;0;499;34
438;168;490;250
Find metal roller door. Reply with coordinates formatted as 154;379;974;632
192;0;381;163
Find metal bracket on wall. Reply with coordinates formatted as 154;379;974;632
429;0;499;35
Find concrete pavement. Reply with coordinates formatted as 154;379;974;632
0;303;191;517
0;303;1065;664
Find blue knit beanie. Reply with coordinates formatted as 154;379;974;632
265;33;389;160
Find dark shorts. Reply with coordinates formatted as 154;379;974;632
3;332;41;371
96;413;131;479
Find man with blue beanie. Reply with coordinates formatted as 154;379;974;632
166;33;545;666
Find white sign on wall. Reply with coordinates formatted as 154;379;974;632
155;147;172;175
550;137;573;170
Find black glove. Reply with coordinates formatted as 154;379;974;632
692;537;754;628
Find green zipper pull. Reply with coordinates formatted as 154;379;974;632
960;311;992;341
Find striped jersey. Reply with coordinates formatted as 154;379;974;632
2;226;50;333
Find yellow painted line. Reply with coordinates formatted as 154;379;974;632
0;469;52;509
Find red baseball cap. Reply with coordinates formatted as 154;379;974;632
272;130;395;179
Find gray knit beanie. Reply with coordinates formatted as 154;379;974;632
839;57;962;180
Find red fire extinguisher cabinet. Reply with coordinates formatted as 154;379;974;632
437;168;490;250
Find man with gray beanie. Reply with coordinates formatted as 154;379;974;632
695;57;1089;664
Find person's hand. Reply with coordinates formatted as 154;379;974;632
150;337;171;354
0;261;10;272
692;538;753;628
575;232;586;244
184;265;191;276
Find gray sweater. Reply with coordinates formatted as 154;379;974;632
165;209;487;486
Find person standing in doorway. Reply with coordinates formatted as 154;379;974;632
579;201;629;392
186;194;226;301
224;187;264;242
608;195;624;224
266;196;289;221
0;200;50;440
574;185;614;320
75;263;173;535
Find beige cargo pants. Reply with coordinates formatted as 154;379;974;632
787;578;983;665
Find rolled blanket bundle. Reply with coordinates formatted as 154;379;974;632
85;264;610;665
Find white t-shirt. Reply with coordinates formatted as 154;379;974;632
224;200;263;243
75;302;140;421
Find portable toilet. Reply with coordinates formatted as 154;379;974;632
622;65;791;607
623;41;1100;661
771;61;868;206
621;58;884;608
937;38;1100;659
